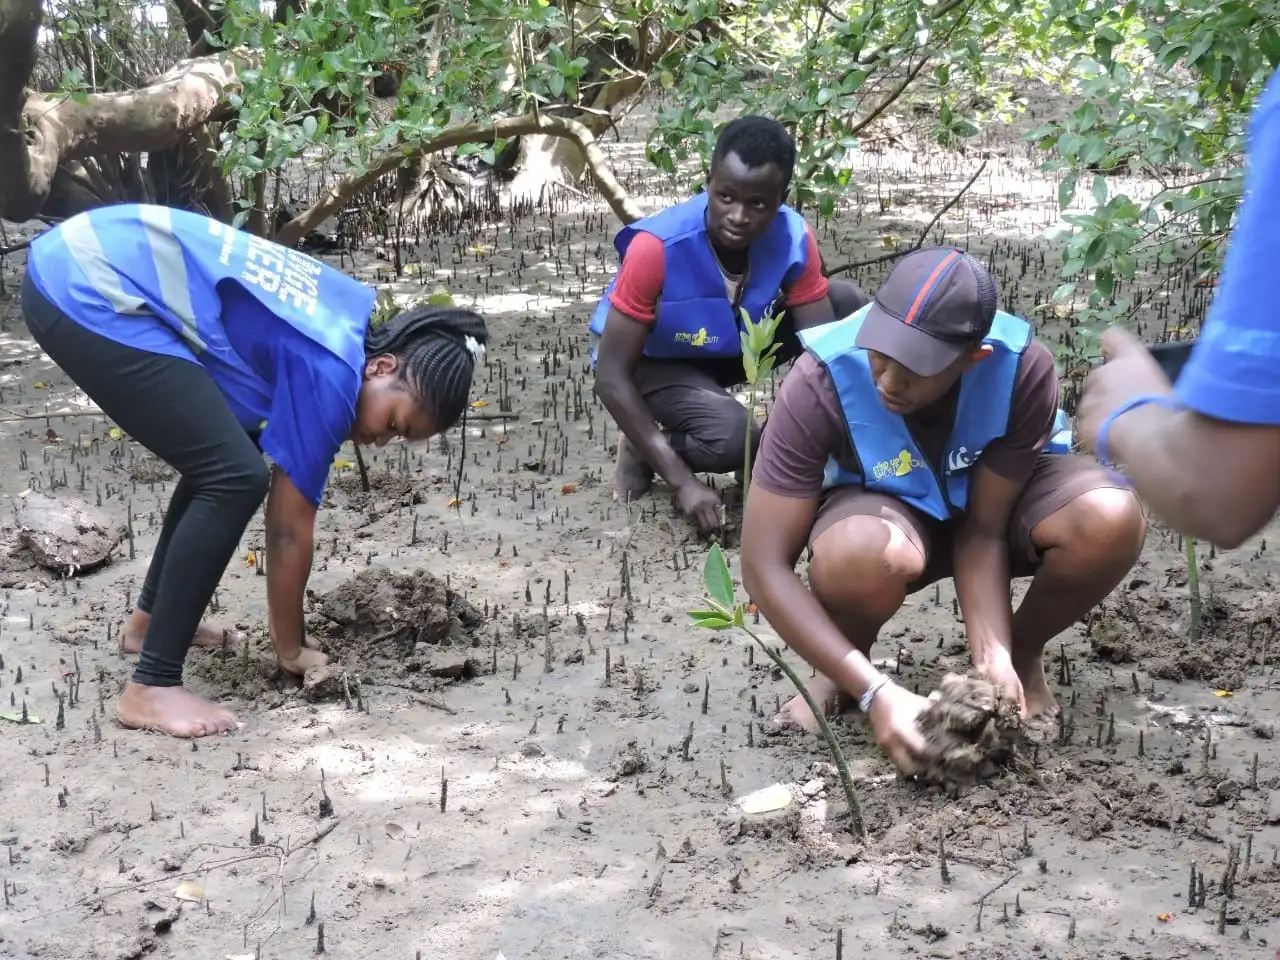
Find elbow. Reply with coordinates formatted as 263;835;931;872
1162;480;1268;552
1204;509;1268;551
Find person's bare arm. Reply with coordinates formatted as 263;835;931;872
788;296;836;331
264;466;317;665
1107;406;1280;548
952;465;1021;669
594;306;698;493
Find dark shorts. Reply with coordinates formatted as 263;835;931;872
808;453;1131;589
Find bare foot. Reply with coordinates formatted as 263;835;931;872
773;674;847;733
612;434;654;502
1014;654;1060;722
117;682;242;738
119;611;246;656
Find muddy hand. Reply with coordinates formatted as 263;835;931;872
867;681;931;776
676;479;722;536
976;655;1027;719
279;647;328;677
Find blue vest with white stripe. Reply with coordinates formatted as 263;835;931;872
28;204;373;413
800;305;1072;520
588;193;809;363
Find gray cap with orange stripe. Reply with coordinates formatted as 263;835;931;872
854;246;1000;377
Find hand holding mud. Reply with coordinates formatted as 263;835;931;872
278;646;329;677
677;478;724;535
866;680;931;775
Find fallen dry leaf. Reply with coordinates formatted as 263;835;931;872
470;399;490;408
245;551;257;567
384;822;406;841
561;483;579;494
174;879;204;903
333;457;354;470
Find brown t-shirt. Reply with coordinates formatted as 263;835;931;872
753;340;1061;498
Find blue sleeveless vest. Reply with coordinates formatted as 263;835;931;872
28;204;373;405
800;305;1072;521
587;193;810;363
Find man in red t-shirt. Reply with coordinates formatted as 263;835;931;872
592;116;869;534
740;250;1147;774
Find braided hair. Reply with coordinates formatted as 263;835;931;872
364;304;489;429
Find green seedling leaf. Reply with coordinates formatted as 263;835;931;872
688;609;728;621
703;544;736;610
691;615;734;630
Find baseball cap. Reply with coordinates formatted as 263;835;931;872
854;247;998;376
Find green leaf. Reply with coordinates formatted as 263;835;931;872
703;544;736;610
1091;175;1108;206
302;115;318;138
1058;173;1078;211
548;71;565;98
690;615;733;631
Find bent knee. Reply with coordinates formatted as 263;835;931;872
810;514;926;593
1042;487;1147;563
222;455;271;505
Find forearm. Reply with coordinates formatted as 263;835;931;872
265;525;313;660
744;560;884;700
596;378;696;490
1107;405;1234;543
952;527;1015;667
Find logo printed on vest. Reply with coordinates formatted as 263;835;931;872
871;449;927;481
946;445;983;473
673;328;718;347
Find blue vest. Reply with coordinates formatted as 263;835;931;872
28;203;373;422
800;305;1072;521
587;193;810;363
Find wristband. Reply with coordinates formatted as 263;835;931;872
858;674;890;713
1095;393;1183;468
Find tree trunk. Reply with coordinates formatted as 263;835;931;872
0;0;243;222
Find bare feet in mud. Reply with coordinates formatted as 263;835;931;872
118;610;246;656
117;682;242;738
1013;653;1061;723
612;434;654;502
773;674;848;733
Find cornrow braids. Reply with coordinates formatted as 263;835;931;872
365;304;490;429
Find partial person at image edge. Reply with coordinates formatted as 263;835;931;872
1077;70;1280;549
20;203;489;740
588;115;870;535
739;248;1147;775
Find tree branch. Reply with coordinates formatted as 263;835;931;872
275;111;643;246
825;159;987;277
0;51;247;222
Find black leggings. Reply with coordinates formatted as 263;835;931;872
20;271;270;687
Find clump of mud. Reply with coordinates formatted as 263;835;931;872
915;673;1022;794
305;566;487;691
8;492;124;576
1088;592;1268;691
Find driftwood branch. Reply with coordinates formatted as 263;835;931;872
274;111;644;246
825;159;987;278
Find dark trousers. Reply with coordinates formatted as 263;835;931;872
634;278;870;474
20;271;269;687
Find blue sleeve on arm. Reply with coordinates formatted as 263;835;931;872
258;337;358;508
1175;76;1280;426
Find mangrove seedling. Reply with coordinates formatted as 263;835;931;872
689;544;866;840
737;304;785;503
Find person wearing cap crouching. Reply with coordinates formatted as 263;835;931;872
739;247;1148;775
